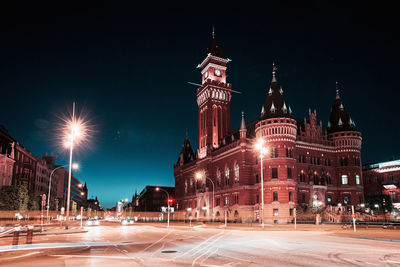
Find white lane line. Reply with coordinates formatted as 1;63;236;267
174;230;225;259
199;247;219;267
2;251;40;260
140;230;173;253
191;234;225;266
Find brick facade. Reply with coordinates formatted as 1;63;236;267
174;35;363;223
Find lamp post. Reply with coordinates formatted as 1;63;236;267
64;102;87;230
255;138;268;229
46;163;78;222
155;187;170;228
195;171;215;222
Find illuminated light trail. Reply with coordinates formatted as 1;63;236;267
0;241;134;253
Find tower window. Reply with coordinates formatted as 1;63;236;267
289;191;293;202
287;168;292;179
273;191;278;201
356;175;360;185
272;168;278;179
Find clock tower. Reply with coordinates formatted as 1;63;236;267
197;31;232;159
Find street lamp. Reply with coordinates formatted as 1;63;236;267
195;171;215;222
46;163;78;221
64;102;87;230
255;138;268;229
155;187;171;228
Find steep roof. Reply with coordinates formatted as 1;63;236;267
207;37;224;58
327;87;356;134
176;135;196;165
261;64;291;119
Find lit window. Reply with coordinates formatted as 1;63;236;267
225;196;229;205
234;162;239;183
273;209;279;216
327;196;332;203
225;166;230;185
356;175;360;185
216;169;221;187
341;175;348;185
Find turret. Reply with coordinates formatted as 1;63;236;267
327;83;363;205
255;63;297;223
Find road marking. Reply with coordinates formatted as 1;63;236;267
174;230;225;259
2;251;40;260
140;230;173;253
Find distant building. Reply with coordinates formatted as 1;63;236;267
61;169;87;209
174;33;364;223
363;159;400;204
87;196;100;211
0;126;15;187
135;185;175;212
13;142;38;190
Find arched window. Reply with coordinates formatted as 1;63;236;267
225;166;230;186
234;162;239;183
184;180;188;194
216;169;221;187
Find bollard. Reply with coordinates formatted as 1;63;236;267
26;225;34;244
12;227;21;246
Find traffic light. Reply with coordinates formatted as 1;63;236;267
167;198;174;205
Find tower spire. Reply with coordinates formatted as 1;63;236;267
336;81;340;99
212;25;215;39
240;111;246;130
272;62;277;82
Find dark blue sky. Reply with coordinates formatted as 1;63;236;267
1;5;399;207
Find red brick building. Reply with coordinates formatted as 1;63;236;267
363;159;400;204
174;35;364;223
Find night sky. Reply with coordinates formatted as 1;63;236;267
1;5;399;208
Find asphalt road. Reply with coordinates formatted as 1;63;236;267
1;223;400;266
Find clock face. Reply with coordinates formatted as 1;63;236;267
214;69;221;76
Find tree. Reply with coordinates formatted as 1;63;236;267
0;185;29;210
28;192;40;211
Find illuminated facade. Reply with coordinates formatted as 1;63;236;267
363;159;400;203
174;34;364;223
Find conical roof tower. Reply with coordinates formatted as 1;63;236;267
261;63;291;119
327;83;356;134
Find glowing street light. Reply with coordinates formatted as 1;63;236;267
64;102;88;230
255;138;268;229
155;187;171;228
46;163;78;222
195;171;215;222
